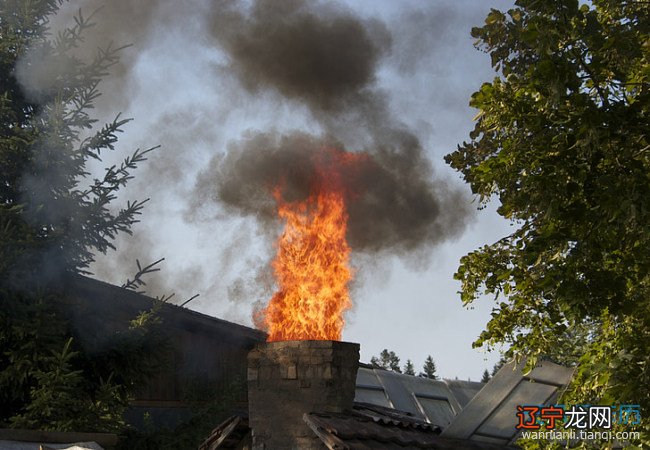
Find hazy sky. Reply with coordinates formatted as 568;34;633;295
48;0;516;380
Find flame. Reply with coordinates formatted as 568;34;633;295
257;148;366;341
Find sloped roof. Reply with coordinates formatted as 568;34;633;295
355;365;484;427
202;361;574;449
56;274;266;347
0;443;102;450
199;415;250;450
201;403;516;450
356;359;574;446
0;428;114;449
441;359;574;446
304;403;516;449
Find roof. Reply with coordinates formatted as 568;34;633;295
0;443;102;450
0;428;114;449
304;404;517;450
202;360;574;449
441;359;574;446
355;366;483;428
55;274;266;347
356;360;574;446
201;403;516;450
199;415;250;450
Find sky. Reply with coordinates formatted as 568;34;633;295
44;0;516;380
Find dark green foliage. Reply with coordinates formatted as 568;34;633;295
1;1;156;284
9;338;127;433
490;356;506;377
0;283;167;432
419;355;437;380
17;270;172;424
0;0;165;434
370;349;402;373
403;359;415;376
0;291;69;423
371;351;439;379
120;378;246;450
445;0;649;445
481;369;490;383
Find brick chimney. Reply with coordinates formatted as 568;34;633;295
247;340;360;450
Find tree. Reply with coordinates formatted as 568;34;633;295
370;349;402;373
445;0;648;444
0;2;162;432
490;357;507;377
419;355;437;379
403;359;415;376
481;369;491;383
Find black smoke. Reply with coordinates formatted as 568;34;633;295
210;0;390;113
191;130;467;257
18;0;484;308
190;0;471;258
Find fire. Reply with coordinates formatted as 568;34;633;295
257;148;366;341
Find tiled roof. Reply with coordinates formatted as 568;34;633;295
356;360;574;446
201;360;572;449
202;403;517;450
353;402;437;431
304;404;516;449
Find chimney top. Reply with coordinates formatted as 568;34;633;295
247;340;360;449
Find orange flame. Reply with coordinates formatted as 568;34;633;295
257;148;366;341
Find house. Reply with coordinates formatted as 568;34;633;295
199;340;574;449
37;275;573;448
53;274;266;428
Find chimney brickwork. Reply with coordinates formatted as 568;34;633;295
247;340;360;450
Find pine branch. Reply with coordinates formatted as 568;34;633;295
179;294;200;307
122;258;165;292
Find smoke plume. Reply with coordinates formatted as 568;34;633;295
210;0;390;113
191;131;467;256
12;0;489;317
190;0;471;258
